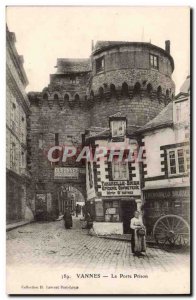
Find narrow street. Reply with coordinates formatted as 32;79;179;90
7;217;189;273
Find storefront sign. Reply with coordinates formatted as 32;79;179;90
54;167;79;179
144;188;190;200
101;181;141;197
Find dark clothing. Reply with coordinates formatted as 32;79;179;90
130;229;135;253
63;211;73;229
75;205;81;217
86;213;93;229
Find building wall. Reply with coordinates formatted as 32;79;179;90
85;136;141;227
141;94;190;234
28;84;90;219
28;41;176;221
143;127;175;179
6;27;33;223
89;43;175;127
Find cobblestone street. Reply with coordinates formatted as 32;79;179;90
7;217;189;273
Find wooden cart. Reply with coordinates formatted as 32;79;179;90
143;191;190;248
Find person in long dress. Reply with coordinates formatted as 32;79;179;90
130;211;146;256
63;209;73;229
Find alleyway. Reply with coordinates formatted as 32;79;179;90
7;217;189;273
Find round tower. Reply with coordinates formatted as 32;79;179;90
88;41;175;127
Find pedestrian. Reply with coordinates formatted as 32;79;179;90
75;204;80;217
130;210;146;257
63;209;73;229
86;212;93;229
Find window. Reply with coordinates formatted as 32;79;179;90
150;54;159;70
70;75;77;84
168;151;176;174
167;147;189;176
95;56;104;73
111;120;126;138
112;160;129;180
10;142;17;170
177;149;185;173
104;201;120;222
11;102;17;132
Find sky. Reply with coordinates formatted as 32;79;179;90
6;6;190;93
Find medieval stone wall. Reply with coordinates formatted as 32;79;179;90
28;41;176;219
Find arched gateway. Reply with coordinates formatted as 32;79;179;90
56;184;85;215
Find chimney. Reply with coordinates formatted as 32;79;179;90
165;40;170;54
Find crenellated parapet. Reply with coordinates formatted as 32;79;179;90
28;89;89;110
28;40;176;127
87;81;174;106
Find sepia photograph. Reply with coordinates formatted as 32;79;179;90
6;6;191;295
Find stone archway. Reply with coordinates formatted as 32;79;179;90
56;184;86;216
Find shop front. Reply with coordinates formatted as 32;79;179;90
93;180;142;235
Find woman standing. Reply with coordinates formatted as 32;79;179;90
63;209;73;229
130;211;146;257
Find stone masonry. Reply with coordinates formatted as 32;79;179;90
28;40;176;220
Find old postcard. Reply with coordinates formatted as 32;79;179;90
6;6;191;295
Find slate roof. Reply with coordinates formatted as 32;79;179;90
136;102;173;134
85;124;141;140
179;75;190;94
56;58;91;74
94;41;131;52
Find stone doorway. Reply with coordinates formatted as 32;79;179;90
121;200;137;234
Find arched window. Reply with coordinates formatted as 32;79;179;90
54;94;59;100
43;93;48;100
64;94;69;101
99;87;104;97
147;83;153;95
133;82;141;96
110;84;116;97
121;82;129;97
157;86;162;99
75;94;80;101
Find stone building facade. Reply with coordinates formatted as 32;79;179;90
6;26;34;224
28;40;176;222
137;75;190;235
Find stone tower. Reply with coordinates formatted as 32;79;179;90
88;41;175;127
28;40;175;220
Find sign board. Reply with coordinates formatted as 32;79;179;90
144;188;190;200
101;181;141;197
54;167;79;179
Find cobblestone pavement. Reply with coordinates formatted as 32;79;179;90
7;218;190;272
